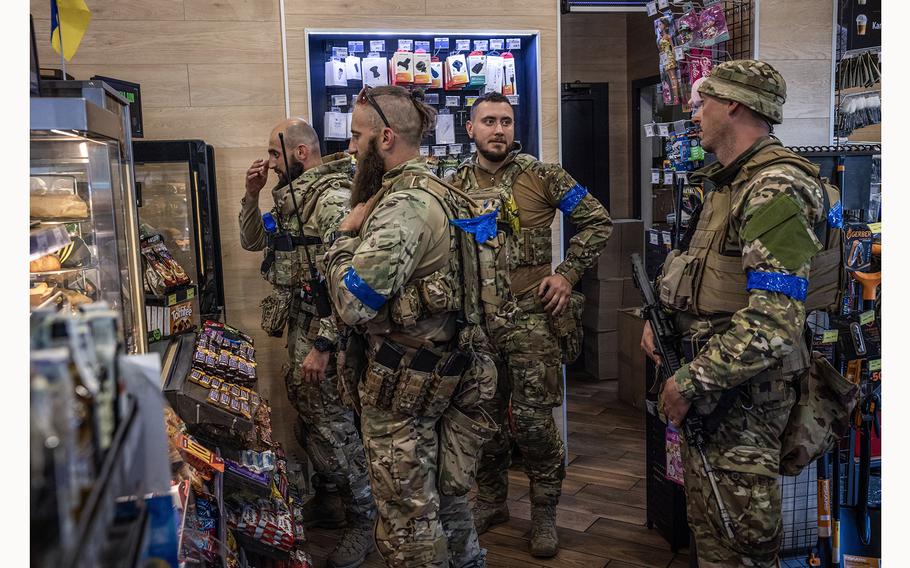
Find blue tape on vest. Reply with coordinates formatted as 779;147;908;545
827;200;844;229
449;208;499;243
746;271;808;302
343;268;387;311
558;183;588;214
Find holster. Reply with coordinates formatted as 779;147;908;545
260;287;294;338
550;291;585;364
438;405;497;496
337;329;366;414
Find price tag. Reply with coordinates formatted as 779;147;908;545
432;145;448;156
187;288;195;299
646;1;658;16
415;40;431;52
370;40;386;52
474;39;489;52
822;330;839;344
398;39;414;51
455;39;471;52
651;169;661;184
419;146;430;157
664;170;674;185
424;92;440;105
506;94;520;105
860;310;876;325
448;144;463;155
506;38;522;50
168;293;178;305
465;96;478;107
649;231;660;245
489;38;505;50
869;359;881;371
445;96;461;107
674;45;685;61
434;37;450;50
332;46;349;58
678;172;688;184
332;94;348;106
661;231;673;246
658;0;669;8
348;41;364;54
469;142;477;153
868;222;882;234
658;123;671;137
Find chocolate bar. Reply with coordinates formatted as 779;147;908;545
208;389;220;403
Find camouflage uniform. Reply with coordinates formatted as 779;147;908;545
454;153;613;509
659;61;827;567
239;152;376;524
325;157;487;568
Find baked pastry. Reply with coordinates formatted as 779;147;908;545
30;193;89;220
29;282;56;308
62;289;93;307
30;255;62;273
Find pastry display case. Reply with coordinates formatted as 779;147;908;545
30;83;147;353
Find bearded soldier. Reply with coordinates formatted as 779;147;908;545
239;118;376;568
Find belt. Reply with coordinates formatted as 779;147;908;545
292;235;322;246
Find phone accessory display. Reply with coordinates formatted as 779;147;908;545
445;53;469;90
361;55;389;87
392;50;415;84
502;52;517;96
413;51;432;85
467;51;487;87
324;59;347;87
344;55;362;84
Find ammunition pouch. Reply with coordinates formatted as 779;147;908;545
510;226;552;270
550;291;585;364
390;268;462;328
438;405;497;496
658;249;701;312
260;287;294;337
779;352;860;476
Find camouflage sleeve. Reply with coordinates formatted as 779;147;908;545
324;189;448;327
311;182;352;344
238;194;267;251
541;163;614;286
675;167;825;401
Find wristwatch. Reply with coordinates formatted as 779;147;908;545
313;336;336;353
329;230;359;245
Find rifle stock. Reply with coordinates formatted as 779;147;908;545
630;252;736;541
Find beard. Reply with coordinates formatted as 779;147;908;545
476;138;511;163
351;136;386;206
273;157;305;191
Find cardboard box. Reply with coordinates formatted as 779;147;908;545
585;219;645;280
582;330;618;380
617;308;647;410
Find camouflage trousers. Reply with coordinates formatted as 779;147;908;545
682;384;796;567
285;309;375;520
359;402;485;568
476;294;566;506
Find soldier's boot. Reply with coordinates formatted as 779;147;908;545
300;489;347;529
326;515;375;568
472;500;510;535
529;504;559;558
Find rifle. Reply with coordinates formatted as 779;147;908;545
630;252;736;541
278;132;333;318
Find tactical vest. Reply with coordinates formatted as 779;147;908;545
663;145;842;317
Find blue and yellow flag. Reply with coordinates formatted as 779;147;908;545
50;0;92;61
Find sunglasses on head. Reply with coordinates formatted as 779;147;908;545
357;86;392;129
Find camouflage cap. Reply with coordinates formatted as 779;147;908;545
698;59;787;124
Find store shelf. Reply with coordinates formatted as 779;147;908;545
30;224;71;260
30;263;99;276
31;290;64;312
30;217;91;225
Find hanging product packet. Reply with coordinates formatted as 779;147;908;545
445;53;469;89
413;51;432;85
361;55;389;87
501;52;517;96
654;13;678;70
324;59;347;87
324;109;347;140
661;67;681;106
484;54;504;94
435;112;456;145
430;57;444;89
467;51;487;87
344;55;362;84
698;3;730;46
675;9;700;47
392;50;414;84
687;48;713;85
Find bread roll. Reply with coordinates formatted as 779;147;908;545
30;193;89;220
30;255;62;273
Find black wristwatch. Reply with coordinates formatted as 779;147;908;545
329;230;359;245
313;336;336;353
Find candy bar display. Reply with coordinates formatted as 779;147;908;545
141;233;192;295
308;33;541;160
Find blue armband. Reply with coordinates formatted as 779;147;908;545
557;183;588;214
746;271;808;302
343;268;387;311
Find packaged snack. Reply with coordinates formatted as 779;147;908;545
699;3;730;46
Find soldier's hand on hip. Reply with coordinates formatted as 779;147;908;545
659;376;691;429
245;159;269;197
539;274;572;316
640;322;663;367
300;349;331;385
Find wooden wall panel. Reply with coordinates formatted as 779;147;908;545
184;0;279;22
188;64;285;107
142;106;286;148
31;0;186;21
286;0;427;15
45;64;191;108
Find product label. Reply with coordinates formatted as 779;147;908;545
465;96;478;107
332;94;348;106
369;40;386;52
455;39;471;52
664;170;674;185
432;145;448;156
658;0;669;8
398;39;413;51
445;96;461;107
649;231;660;245
434;37;450;50
348;40;364;53
419;146;430;157
868;222;881;234
489;38;505;50
822;330;839;344
506;38;522;50
651;169;661;184
869;359;881;371
646;1;658;16
448;144;463;155
332;46;348;58
506;94;519;105
674;45;685;61
415;40;431;52
474;39;489;52
860;310;876;325
658;123;671;137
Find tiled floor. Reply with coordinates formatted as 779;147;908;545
305;376;693;567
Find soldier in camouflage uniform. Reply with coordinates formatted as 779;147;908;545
641;60;838;567
453;92;614;558
239;118;376;568
325;86;490;568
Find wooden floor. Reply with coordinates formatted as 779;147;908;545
305;377;691;568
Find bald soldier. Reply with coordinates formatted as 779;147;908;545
239;119;376;568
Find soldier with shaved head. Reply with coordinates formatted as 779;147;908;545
239;117;377;568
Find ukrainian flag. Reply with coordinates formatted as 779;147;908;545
50;0;92;61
